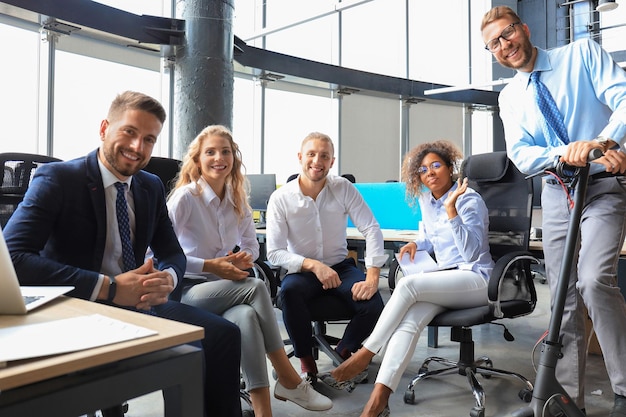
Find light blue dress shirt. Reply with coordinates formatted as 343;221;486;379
498;39;626;175
415;184;494;280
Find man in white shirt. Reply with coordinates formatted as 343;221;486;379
266;132;386;381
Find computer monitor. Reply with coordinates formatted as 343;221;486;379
247;174;277;225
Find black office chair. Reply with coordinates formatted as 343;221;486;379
341;173;356;183
142;156;182;195
0;152;62;228
389;151;538;417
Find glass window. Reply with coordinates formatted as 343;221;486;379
341;0;406;77
53;51;165;161
340;94;401;182
408;102;464;155
470;110;495;155
599;5;626;60
263;88;337;185
408;1;471;86
233;77;260;173
0;23;41;154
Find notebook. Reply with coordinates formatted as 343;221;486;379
0;229;73;315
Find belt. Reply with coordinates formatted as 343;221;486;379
545;171;623;185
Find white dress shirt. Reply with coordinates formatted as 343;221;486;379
167;177;259;279
266;174;387;274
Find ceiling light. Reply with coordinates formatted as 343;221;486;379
597;0;619;12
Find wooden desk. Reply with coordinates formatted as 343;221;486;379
0;297;204;417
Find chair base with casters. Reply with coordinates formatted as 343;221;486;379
403;318;534;417
277;295;354;368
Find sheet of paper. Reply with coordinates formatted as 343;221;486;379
395;251;458;276
0;314;157;363
395;251;440;275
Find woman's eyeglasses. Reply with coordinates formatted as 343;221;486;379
484;22;522;53
417;161;443;175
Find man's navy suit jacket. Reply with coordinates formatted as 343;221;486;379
4;149;186;301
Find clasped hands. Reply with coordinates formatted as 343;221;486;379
112;257;174;310
211;251;254;281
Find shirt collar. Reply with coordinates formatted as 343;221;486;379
428;181;458;205
521;47;552;89
97;154;133;189
197;176;235;206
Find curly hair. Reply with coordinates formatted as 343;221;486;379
401;140;463;207
170;125;250;219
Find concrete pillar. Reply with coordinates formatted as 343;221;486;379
174;0;234;159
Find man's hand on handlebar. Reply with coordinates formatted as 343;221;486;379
560;140;626;174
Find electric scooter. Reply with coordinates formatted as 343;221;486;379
510;148;603;417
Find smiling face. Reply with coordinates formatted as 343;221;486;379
197;133;234;189
99;108;162;180
419;152;454;199
298;137;335;184
482;17;536;73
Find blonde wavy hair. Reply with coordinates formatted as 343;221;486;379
401;140;463;207
171;125;250;219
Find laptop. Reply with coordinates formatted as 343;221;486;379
0;229;73;315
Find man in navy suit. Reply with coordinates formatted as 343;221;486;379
4;91;242;417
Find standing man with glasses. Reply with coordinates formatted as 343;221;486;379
481;6;626;416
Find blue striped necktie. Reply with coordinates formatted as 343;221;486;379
114;182;135;272
530;71;569;146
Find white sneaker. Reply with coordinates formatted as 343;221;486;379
274;379;333;411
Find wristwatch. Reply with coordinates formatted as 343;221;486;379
107;275;117;302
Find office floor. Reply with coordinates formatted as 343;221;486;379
116;274;615;417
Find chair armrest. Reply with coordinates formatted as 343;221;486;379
488;251;540;318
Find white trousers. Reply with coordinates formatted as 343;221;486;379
364;269;488;391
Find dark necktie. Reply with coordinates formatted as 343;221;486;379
530;71;569;146
114;182;135;272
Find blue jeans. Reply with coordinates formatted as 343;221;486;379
278;258;384;358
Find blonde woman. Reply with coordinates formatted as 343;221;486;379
167;125;331;416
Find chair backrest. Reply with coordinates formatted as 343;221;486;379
458;151;537;319
142;157;182;195
461;151;534;260
0;152;62;228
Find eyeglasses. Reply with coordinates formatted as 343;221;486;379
417;161;443;175
484;22;522;53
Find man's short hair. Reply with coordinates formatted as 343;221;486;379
301;132;335;154
108;91;166;124
481;6;521;31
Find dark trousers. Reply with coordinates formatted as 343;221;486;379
154;300;242;417
278;258;384;358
